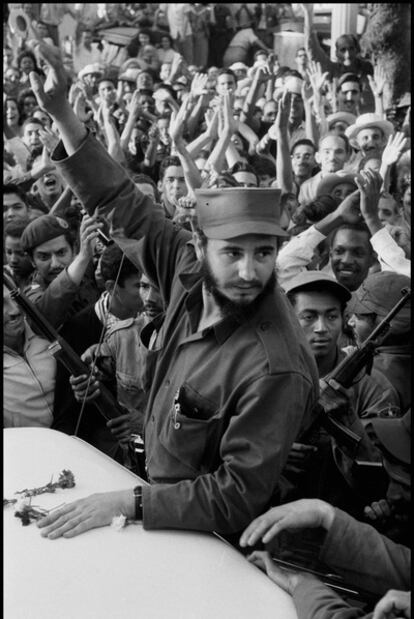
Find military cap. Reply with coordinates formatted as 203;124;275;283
21;214;70;252
195;188;287;239
347;272;410;333
369;409;411;466
283;271;351;305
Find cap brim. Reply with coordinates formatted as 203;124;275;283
369;417;411;465
203;221;288;239
346;293;377;315
346;121;394;145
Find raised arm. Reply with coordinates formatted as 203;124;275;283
30;43;88;156
300;3;335;77
169;97;203;192
275;90;294;194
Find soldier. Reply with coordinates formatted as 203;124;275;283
32;43;319;541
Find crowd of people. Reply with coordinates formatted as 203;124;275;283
3;4;411;618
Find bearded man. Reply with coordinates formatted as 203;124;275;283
31;42;319;543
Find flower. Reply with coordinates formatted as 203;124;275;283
58;470;75;489
111;514;127;531
14;497;30;513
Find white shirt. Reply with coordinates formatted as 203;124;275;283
369;226;411;278
4;322;56;428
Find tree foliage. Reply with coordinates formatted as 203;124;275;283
361;4;411;108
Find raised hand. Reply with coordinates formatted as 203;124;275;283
127;89;143;117
173;195;197;227
147;122;160;141
38;125;60;152
204;107;219;140
306;59;329;95
336;188;363;224
355;169;382;221
29;42;68;117
190;72;209;97
325;77;338;113
73;91;94;123
368;64;387;98
271;89;291;138
381;132;408;166
221;91;238;136
30;145;56;178
169;95;192;143
78;212;104;260
239;498;335;548
384;224;411;256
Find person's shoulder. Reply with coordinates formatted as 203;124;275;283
251;289;319;381
106;316;144;338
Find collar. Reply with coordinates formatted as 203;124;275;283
179;269;243;344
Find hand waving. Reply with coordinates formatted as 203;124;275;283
29;43;68;117
381;131;408;166
368;64;387;98
306;60;329;95
190;72;209;97
355;169;382;221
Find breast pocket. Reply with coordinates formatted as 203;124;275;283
158;383;221;474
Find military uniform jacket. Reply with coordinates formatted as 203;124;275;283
53;133;320;535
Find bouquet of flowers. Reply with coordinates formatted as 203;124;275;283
4;470;76;526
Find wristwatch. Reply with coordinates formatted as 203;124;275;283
133;485;143;520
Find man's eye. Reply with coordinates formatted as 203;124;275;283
301;314;315;322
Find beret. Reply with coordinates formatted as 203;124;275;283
21;214;70;251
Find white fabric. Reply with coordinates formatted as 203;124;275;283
370;226;411;278
4;428;298;619
276;224;332;289
3;322;55;428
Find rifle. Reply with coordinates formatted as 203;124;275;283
316;287;411;452
4;271;126;423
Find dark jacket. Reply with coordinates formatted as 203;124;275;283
53;133;320;535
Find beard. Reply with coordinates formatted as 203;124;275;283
201;258;277;323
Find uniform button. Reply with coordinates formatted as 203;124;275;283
260;321;272;331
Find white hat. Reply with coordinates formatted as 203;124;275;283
345;113;394;148
327;112;357;128
229;62;249;72
284;76;303;95
78;63;104;79
118;68;140;83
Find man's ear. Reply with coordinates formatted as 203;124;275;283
193;232;205;262
157;179;163;193
315;151;321;166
